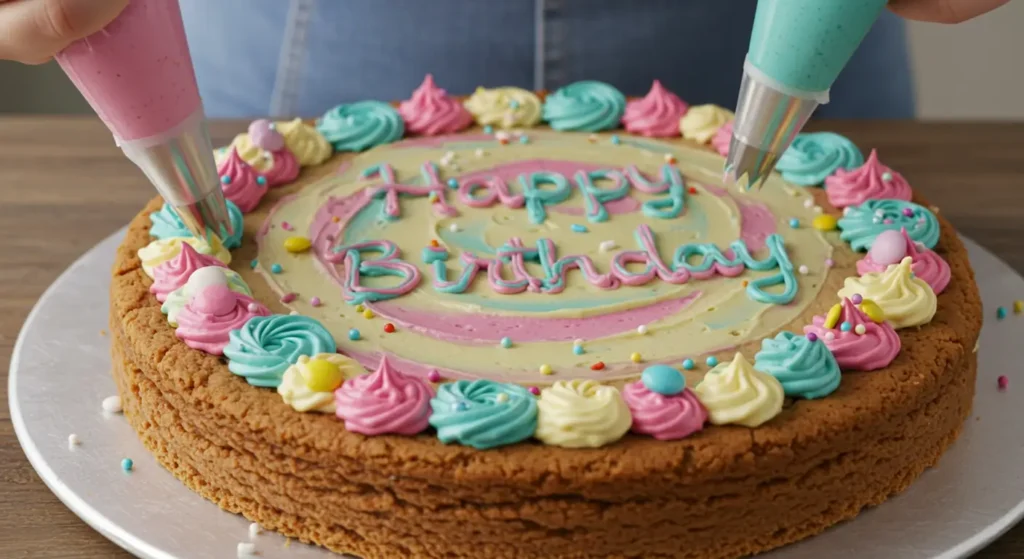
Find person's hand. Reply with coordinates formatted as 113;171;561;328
889;0;1009;24
0;0;129;64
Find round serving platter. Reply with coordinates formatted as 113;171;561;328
10;228;1024;559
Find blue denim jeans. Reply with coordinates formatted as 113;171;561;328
180;0;914;119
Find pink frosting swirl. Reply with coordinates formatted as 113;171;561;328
622;381;707;440
174;285;269;355
334;356;434;435
622;80;689;137
217;148;267;213
856;228;950;294
824;149;913;208
711;121;733;157
149;243;227;302
803;298;901;371
399;74;474;136
262;148;301;187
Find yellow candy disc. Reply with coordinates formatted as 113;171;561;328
302;358;344;392
283;236;312;253
812;215;838;231
858;299;885;323
823;303;843;329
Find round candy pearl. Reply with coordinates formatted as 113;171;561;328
187;266;229;291
706;356;719;367
573;345;585;355
303;359;343;392
427;370;442;383
270;263;283;274
641;364;685;396
682;358;695;370
500;337;512;348
611;135;621;145
447;178;459;189
807;332;818;342
867;229;907;266
789;218;800;229
121;458;134;472
840;321;852;332
637;324;648;335
630;352;642;363
852;294;864;304
854;324;867;335
348;329;361;341
539;364;553;375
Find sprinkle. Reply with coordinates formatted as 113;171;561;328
798;265;809;275
824;258;835;268
630;352;642;363
280;292;297;303
363;309;374;319
289;310;299;316
384;323;396;333
449;223;460;233
571;224;588;233
664;154;676;164
590;361;606;371
495;131;511;142
803;199;814;209
997;307;1008;320
540;364;553;375
509;99;520;109
256;175;267;186
637;324;648;335
355;304;364;312
483;125;494;134
220;175;231;184
474;148;486;157
688;186;698;195
706;356;719;367
247;303;260;313
852;294;863;304
824;332;836;342
840;321;852;332
121;458;134;472
427;370;442;383
999;375;1009;391
447;178;458;189
102;395;122;414
742;280;749;287
348;328;361;341
611;135;621;145
453;401;469;412
529;386;541;395
573;338;584;347
270;263;283;274
875;209;886;218
68;434;80;449
789;218;800;229
495;392;510;403
573;345;585;356
682;358;695;370
806;333;818;342
854;324;867;335
902;207;914;217
500;336;512;348
812;215;838;231
588;134;599;143
931;205;941;213
250;259;258;269
882;171;893;182
428;192;438;202
1015;300;1024;314
332;216;340;223
519;135;530;144
599;240;617;252
237;542;257;557
429;239;440;247
281;221;294;232
248;523;262;539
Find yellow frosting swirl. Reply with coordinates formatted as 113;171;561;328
534;379;631;448
679;104;734;144
838;256;937;329
278;353;366;413
694;353;784;428
138;236;230;278
464;87;542;129
276;118;333;166
214;133;275;172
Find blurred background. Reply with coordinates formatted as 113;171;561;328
0;3;1021;120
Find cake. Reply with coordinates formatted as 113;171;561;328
110;76;981;558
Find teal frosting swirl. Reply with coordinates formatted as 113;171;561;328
776;132;864;186
223;315;337;388
150;201;244;250
542;81;626;132
838;199;939;252
429;380;537;449
316;101;404;152
754;331;841;399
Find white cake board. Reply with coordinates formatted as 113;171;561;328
10;228;1024;559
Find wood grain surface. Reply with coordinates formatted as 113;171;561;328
1;116;1022;558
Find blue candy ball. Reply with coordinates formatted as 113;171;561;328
641;364;685;396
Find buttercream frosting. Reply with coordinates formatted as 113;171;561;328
753;331;841;399
429;380;537;449
534;380;631;448
317;101;405;152
162;266;251;327
804;297;901;371
542;81;626;132
138;235;230;278
260;148;300;187
622;381;707;440
334;356;434;435
275;118;333;166
679;104;733;144
857;228;950;294
622;80;688;137
776;132;864;186
223;315;338;387
838;199;940;251
711;121;733;157
174;285;269;355
216;148;267;213
463;86;542;129
838;257;937;329
694;353;784;428
825;149;913;208
148;242;227;302
399;74;473;136
278;353;365;413
149;200;244;250
216;133;265;168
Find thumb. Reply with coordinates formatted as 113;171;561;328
889;0;1010;24
0;0;130;64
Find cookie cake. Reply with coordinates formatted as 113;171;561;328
109;76;981;558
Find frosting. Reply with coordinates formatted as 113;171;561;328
260;148;300;187
138;235;230;278
804;298;901;371
838;199;940;251
857;228;950;294
278;353;364;413
334;356;434;435
223;315;338;387
216;133;265;168
275;118;333;166
162;266;251;327
463;86;542;129
776;132;864;186
693;353;784;428
825;149;913;208
428;380;537;449
838;257;937;329
753;331;841;399
679;104;734;144
542;81;626;132
622;381;707;440
534;380;631;448
399;74;474;136
216;148;267;213
149;242;227;302
711;121;733;157
622;80;689;137
174;285;269;355
149;200;244;250
317;101;404;152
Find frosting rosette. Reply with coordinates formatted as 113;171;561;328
216;148;267;213
838;257;937;329
174;285;269;355
149;242;227;302
838;199;940;252
753;331;841;399
223;315;338;388
711;121;733;157
804;298;901;371
622;381;707;440
215;133;265;167
138;235;230;278
542;80;626;132
429;380;537;449
679;104;734;144
463;86;542;129
622;80;689;137
534;380;631;448
776;132;864;186
275;118;333;166
335;356;434;435
316;100;404;152
857;228;950;294
694;353;784;428
149;200;244;249
278;353;365;413
825;149;913;208
162;267;251;327
399;74;473;136
260;148;300;187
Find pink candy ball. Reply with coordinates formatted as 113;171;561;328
248;119;285;152
868;229;907;265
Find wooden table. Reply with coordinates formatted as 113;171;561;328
1;117;1022;558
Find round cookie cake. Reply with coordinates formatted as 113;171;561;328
109;77;981;558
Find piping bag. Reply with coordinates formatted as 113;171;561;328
55;0;232;240
725;0;888;189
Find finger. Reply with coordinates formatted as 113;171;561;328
0;0;129;64
889;0;1010;24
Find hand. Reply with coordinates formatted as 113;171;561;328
889;0;1009;24
0;0;129;64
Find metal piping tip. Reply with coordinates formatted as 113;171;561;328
172;190;234;242
723;137;778;191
